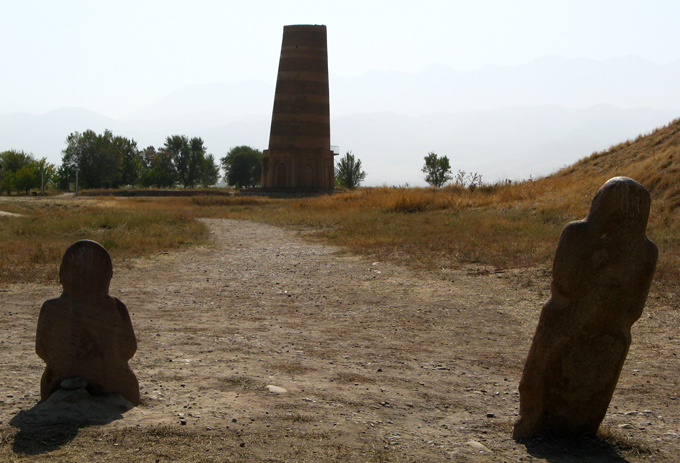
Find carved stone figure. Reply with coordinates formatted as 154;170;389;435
36;240;139;404
514;177;658;439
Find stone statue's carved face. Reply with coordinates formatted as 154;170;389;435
59;240;113;296
587;177;651;237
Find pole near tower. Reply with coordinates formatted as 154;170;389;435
262;25;336;190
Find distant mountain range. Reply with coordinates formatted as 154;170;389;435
1;56;679;186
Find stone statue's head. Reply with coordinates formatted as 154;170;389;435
59;240;113;296
587;177;651;237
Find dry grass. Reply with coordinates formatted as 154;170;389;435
598;425;654;457
203;187;569;273
0;197;207;284
214;118;680;285
533;117;680;283
214;375;261;392
2;118;679;289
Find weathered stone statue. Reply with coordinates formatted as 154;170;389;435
513;177;657;439
36;240;139;404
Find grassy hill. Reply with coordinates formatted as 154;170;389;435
560;117;680;193
537;116;680;209
521;117;680;283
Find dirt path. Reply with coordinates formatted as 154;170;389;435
1;219;678;462
0;210;24;217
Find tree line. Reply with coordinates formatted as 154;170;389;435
0;150;55;195
1;130;268;193
2;129;474;193
59;130;220;189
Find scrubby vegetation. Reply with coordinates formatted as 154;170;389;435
0;198;206;283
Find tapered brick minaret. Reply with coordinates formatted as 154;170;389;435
262;25;335;189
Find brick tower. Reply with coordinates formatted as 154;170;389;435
262;25;335;190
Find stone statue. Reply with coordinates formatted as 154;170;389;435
36;240;139;404
513;177;658;439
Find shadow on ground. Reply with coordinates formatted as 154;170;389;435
520;435;644;463
9;388;133;455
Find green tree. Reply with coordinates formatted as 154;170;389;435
62;130;105;189
56;163;75;191
200;154;220;187
0;150;32;194
0;150;51;194
0;150;33;173
115;135;141;186
13;163;40;194
39;159;57;192
140;146;177;188
61;130;141;189
335;151;366;189
187;137;219;187
1;172;14;194
164;135;189;187
163;135;218;188
1;150;31;194
422;152;452;188
220;146;263;188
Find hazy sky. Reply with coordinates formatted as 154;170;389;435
2;0;680;118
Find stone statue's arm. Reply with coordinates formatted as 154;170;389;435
635;238;659;298
624;238;660;323
115;298;137;359
550;222;585;301
35;300;57;360
644;238;659;277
